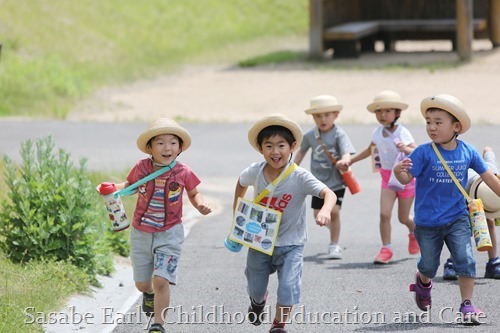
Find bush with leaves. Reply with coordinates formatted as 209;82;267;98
0;136;114;281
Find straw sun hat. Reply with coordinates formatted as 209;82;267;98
469;176;500;218
247;113;303;152
305;95;343;114
136;118;192;154
367;90;408;113
420;94;471;134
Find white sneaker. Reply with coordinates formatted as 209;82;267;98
326;244;342;259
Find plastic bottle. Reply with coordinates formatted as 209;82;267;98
99;182;130;232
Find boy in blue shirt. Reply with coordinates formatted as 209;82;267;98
394;94;500;325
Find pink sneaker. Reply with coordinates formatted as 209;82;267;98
408;233;420;255
374;246;393;264
459;300;484;325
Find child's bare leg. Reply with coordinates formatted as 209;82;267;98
458;276;474;302
135;280;153;294
152;276;170;324
380;189;397;245
487;218;497;259
274;304;292;327
397;196;415;233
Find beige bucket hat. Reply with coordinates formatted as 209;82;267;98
420;94;471;134
137;118;192;154
305;95;343;114
247;113;303;152
367;90;408;112
469;176;500;218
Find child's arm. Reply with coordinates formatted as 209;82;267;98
480;170;500;197
394;158;414;185
350;143;374;165
397;142;417;155
314;187;336;227
293;148;307;165
233;178;248;212
187;187;212;215
114;181;129;190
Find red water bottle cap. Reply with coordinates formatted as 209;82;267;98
99;182;117;195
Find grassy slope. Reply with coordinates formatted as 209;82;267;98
0;0;307;118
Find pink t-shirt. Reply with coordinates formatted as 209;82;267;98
127;159;201;232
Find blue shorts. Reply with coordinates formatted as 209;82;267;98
415;214;475;278
245;245;304;306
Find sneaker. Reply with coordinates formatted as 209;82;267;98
142;291;155;317
374;246;393;264
248;294;267;326
408;234;420;255
484;257;500;279
409;272;432;311
148;323;165;333
326;244;342;259
269;327;287;333
443;258;458;280
459;300;484;325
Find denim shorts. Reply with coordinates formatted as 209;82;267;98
245;245;304;306
414;214;475;278
130;223;184;285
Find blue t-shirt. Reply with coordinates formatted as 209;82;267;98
409;140;487;227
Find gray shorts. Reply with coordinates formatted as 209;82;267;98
130;223;184;285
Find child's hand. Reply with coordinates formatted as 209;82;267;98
196;202;213;215
315;210;331;227
336;160;349;172
395;158;412;173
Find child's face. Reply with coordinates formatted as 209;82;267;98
259;134;296;170
374;108;397;126
146;134;182;166
425;109;461;144
312;112;339;132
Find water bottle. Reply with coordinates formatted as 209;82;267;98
99;182;130;232
224;236;243;252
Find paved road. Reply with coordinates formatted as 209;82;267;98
2;121;500;332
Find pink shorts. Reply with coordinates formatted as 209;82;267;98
380;168;415;199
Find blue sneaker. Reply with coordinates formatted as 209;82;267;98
443;258;458;280
485;257;500;279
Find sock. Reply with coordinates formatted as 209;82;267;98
418;276;431;287
329;242;338;246
383;244;392;249
272;318;285;329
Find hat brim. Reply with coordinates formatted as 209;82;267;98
420;95;471;134
137;126;191;154
248;114;303;152
469;177;500;218
367;101;408;113
305;105;343;114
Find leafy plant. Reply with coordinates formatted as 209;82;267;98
0;136;113;281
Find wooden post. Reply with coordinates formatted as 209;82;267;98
455;0;473;61
309;0;324;59
489;0;500;46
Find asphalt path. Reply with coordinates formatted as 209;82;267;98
2;121;500;332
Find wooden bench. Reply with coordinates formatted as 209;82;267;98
323;21;379;58
323;18;488;58
377;18;488;51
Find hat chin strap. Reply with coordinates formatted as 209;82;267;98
442;132;458;145
150;156;177;167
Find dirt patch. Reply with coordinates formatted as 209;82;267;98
68;39;500;126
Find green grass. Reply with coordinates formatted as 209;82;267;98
0;256;92;333
0;0;308;119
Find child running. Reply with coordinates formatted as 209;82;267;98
234;113;336;333
294;95;356;259
394;94;500;324
350;90;419;264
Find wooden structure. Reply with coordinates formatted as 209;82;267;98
309;0;500;60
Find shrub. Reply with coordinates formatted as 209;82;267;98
0;136;113;281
